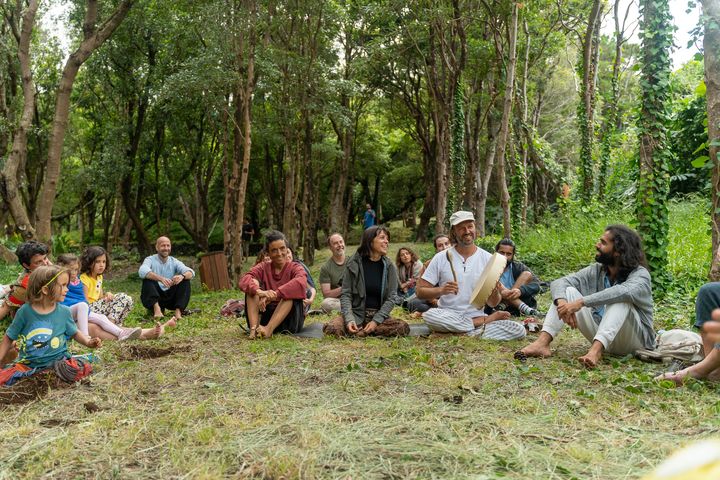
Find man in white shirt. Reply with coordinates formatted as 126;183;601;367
416;211;526;340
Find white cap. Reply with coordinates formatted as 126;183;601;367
449;211;475;226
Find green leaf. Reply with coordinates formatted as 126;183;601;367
695;81;706;96
692;156;709;168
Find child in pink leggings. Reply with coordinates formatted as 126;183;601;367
57;254;141;341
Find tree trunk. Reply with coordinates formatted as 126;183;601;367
35;0;135;242
0;0;39;241
477;97;500;238
637;0;672;284
705;0;720;279
495;2;519;238
577;0;603;204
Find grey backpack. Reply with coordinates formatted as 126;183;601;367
635;329;704;364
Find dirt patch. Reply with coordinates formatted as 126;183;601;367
40;418;79;427
117;344;191;361
0;371;75;406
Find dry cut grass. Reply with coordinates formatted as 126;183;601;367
0;295;719;479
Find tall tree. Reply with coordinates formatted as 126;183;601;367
0;0;38;240
576;0;603;205
224;0;259;283
636;0;673;285
494;0;519;238
705;0;720;279
598;0;633;201
35;0;135;242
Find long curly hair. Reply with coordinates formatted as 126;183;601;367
605;225;647;282
396;247;419;282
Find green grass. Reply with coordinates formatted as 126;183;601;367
0;199;719;478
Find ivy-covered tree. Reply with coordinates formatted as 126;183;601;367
636;0;674;286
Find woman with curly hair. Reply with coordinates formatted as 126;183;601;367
396;247;422;299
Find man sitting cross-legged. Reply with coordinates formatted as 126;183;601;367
519;225;655;368
492;238;543;318
239;230;308;339
417;211;526;340
319;233;347;313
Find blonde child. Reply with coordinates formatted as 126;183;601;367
0;265;102;380
79;246;134;325
57;254;142;341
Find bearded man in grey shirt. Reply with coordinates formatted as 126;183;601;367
518;225;655;368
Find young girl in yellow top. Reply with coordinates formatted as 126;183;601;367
80;246;134;325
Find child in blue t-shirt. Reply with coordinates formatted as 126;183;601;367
57;254;142;342
0;265;102;370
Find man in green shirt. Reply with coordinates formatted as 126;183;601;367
319;233;347;313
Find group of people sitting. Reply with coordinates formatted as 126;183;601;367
0;236;195;383
239;210;720;381
3;209;720;386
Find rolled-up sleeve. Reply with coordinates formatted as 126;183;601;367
173;258;195;278
138;257;153;279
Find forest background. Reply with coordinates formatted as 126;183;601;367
0;0;718;292
1;2;720;478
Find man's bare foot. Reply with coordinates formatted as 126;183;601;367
139;322;164;340
519;338;552;358
174;309;183;321
163;316;177;329
256;325;272;339
248;327;257;340
486;310;512;322
578;350;602;368
578;341;604;368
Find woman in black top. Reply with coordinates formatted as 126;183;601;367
323;226;409;337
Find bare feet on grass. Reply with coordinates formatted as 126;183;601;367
578;351;602;368
163;316;177;329
578;342;604;369
519;332;553;358
140;322;164;340
656;368;698;386
256;325;272;339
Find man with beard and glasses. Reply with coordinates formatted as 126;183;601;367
517;225;655;368
417;211;526;340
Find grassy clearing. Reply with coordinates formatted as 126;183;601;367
0;200;719;478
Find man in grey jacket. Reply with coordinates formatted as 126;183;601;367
518;225;655;368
